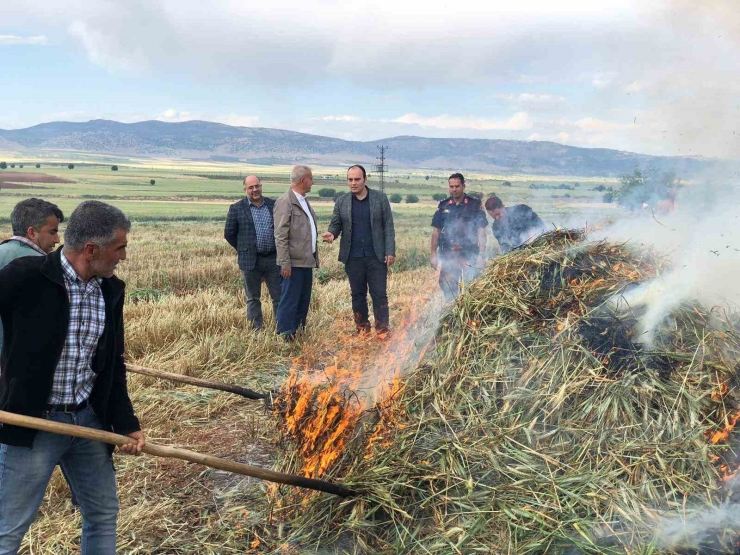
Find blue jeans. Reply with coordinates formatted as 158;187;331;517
0;405;119;554
276;267;313;337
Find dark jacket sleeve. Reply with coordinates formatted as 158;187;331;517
0;259;29;313
431;203;445;229
327;196;343;239
475;206;488;228
108;291;140;435
382;194;396;256
224;204;239;250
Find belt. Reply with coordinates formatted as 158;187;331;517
257;251;276;256
46;398;90;413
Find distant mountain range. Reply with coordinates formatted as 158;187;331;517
0;119;735;177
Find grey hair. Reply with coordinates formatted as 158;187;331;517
64;201;131;252
290;165;312;184
243;175;261;185
10;198;64;237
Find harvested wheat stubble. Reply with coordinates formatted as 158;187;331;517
262;229;740;554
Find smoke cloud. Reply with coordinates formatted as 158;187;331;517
590;180;740;346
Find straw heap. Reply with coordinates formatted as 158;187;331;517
268;229;740;554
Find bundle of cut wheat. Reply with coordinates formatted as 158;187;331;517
263;229;740;554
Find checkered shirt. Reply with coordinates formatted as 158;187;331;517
47;252;106;405
249;200;276;253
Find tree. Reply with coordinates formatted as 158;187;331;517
501;180;512;187
432;193;447;201
111;165;119;171
36;163;40;168
68;164;75;170
333;191;343;201
405;194;419;204
318;188;336;198
19;164;23;168
616;167;677;210
603;192;614;203
0;162;6;169
425;176;430;181
150;179;156;185
468;191;484;199
10;164;15;168
390;193;403;203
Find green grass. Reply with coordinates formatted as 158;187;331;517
0;156;620;225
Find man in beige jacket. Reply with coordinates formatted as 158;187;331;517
274;165;319;339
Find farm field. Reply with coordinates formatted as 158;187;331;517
0;157;621;553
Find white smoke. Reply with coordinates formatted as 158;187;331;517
590;181;740;346
656;502;740;550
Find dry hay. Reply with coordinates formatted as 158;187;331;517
264;229;740;554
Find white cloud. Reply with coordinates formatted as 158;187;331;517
590;72;617;89
528;133;542;140
392;112;533;131
0;35;47;45
557;132;570;143
156;109;191;122
68;20;147;72
211;114;260;127
573;117;628;132
315;115;362;122
160;108;179;119
2;0;740;157
497;93;566;109
155;109;258;127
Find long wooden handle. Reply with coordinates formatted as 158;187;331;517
0;410;355;498
126;363;267;400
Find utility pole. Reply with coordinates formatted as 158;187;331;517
374;145;388;193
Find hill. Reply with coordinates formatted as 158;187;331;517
0;119;734;177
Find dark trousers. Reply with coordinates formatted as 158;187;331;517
276;267;313;337
345;256;389;332
439;251;479;301
241;253;282;330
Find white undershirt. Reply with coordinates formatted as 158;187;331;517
293;190;317;253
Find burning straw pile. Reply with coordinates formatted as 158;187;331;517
268;230;740;554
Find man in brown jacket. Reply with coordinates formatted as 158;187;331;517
274;165;319;339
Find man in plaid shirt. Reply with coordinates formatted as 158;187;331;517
224;175;281;330
0;200;144;554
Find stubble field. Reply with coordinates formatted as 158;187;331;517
0;157;618;553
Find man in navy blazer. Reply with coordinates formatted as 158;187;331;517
224;175;281;330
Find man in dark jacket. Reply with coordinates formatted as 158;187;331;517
430;173;487;300
224;175;281;330
0;200;144;554
323;165;396;335
485;195;546;254
0;198;64;350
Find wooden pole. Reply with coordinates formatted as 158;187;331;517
126;363;267;400
0;410;356;498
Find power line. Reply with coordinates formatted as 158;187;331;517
374;146;388;193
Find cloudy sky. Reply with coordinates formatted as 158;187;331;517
1;0;738;158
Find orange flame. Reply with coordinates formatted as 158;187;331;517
708;410;740;445
276;294;437;478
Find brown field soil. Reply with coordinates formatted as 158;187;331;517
0;172;74;184
0;182;47;190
